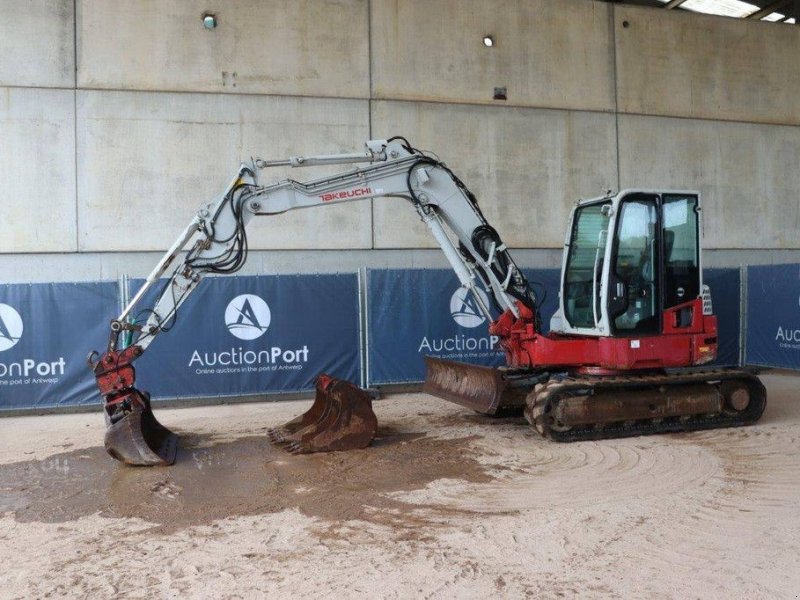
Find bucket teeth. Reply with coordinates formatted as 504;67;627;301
266;384;329;444
269;374;377;454
104;391;178;466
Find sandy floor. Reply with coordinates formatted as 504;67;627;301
0;373;798;599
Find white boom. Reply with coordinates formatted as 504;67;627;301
111;138;535;352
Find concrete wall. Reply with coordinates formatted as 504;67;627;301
618;114;800;250
2;0;800;284
0;0;74;88
76;91;371;251
371;0;615;111
615;6;800;126
77;0;370;97
0;88;76;253
371;100;617;249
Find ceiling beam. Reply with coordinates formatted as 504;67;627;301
746;0;791;19
664;0;689;8
608;0;667;8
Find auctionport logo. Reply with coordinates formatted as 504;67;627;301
225;294;271;340
0;304;23;352
449;287;489;328
773;294;800;349
417;286;498;355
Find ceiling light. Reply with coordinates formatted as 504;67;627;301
202;13;217;30
483;36;494;47
664;0;759;18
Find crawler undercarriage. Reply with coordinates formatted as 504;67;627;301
425;357;766;441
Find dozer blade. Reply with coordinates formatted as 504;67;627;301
423;356;510;415
104;394;178;466
269;374;378;454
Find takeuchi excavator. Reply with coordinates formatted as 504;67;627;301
90;137;766;465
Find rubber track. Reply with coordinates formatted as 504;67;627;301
526;369;767;442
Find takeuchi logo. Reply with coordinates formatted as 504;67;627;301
0;303;23;352
449;287;489;328
224;294;271;340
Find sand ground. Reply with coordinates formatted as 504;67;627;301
0;373;798;599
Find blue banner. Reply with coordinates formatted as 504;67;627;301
745;264;800;369
366;269;559;385
0;266;754;410
0;282;119;410
705;268;741;367
367;269;502;385
130;274;360;399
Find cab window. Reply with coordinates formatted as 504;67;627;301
610;195;660;334
663;195;700;309
564;202;611;329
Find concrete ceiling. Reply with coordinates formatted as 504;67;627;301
605;0;799;22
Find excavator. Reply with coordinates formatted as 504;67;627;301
89;137;766;466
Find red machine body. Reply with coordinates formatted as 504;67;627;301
490;297;718;373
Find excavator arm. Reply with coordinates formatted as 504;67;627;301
104;138;534;356
90;137;538;465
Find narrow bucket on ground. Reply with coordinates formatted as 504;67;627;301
104;394;178;466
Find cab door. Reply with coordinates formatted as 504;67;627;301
562;200;612;333
661;194;701;329
607;193;661;335
606;192;702;336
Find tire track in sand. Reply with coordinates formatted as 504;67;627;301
393;435;723;511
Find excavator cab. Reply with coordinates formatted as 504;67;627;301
553;190;703;339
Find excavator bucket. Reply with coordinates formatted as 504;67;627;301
423;356;525;415
268;374;378;454
104;393;178;466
